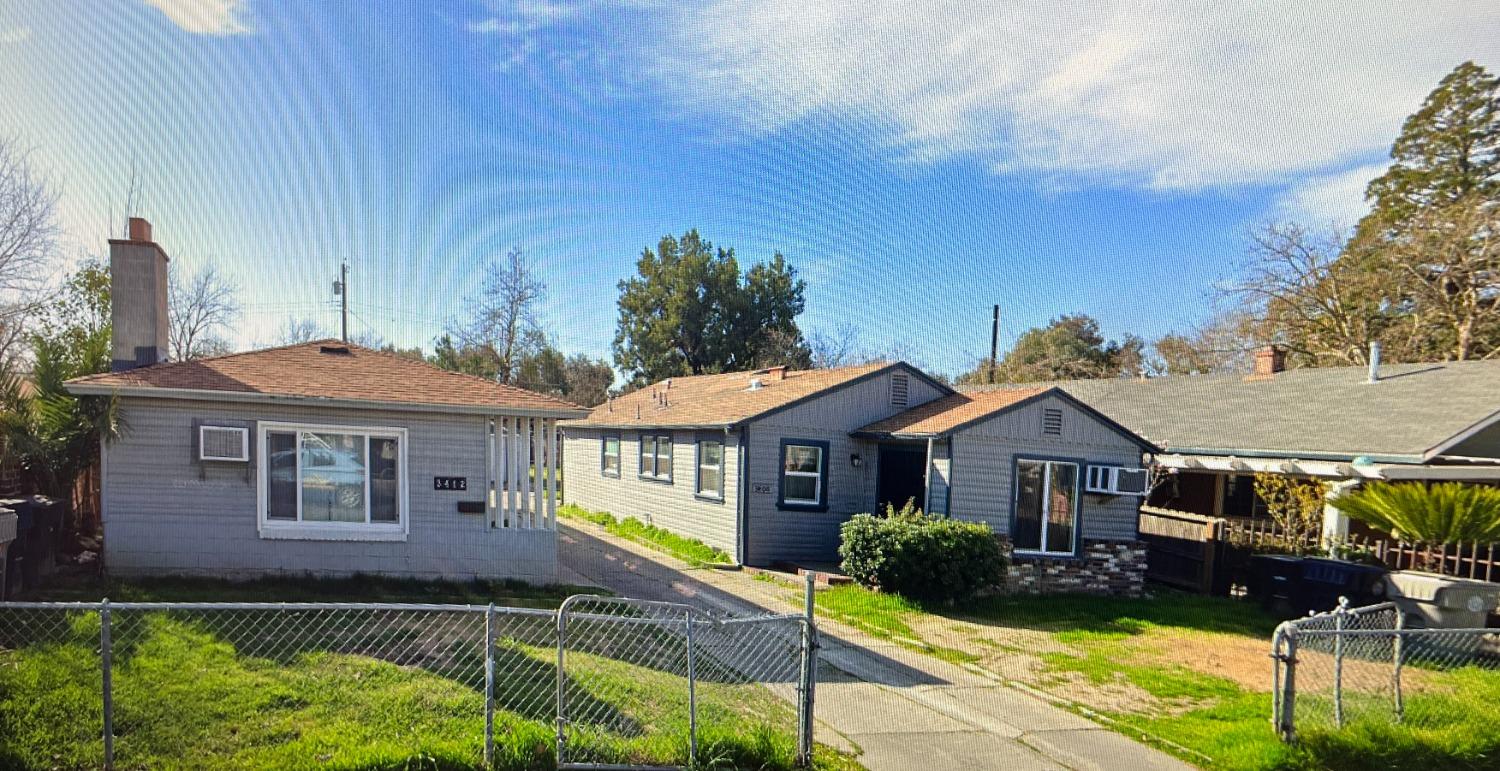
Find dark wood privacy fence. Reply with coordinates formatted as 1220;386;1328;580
1138;506;1500;593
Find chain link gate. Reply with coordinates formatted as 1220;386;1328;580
555;591;817;769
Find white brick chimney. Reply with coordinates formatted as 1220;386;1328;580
109;217;170;371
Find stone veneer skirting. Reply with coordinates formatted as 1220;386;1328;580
999;538;1147;597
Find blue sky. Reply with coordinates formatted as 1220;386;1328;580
2;1;1497;376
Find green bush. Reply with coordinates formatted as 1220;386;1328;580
838;501;1007;603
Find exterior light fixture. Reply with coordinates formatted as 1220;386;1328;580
850;453;863;468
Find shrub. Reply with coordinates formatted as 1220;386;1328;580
1334;481;1500;544
838;500;1006;603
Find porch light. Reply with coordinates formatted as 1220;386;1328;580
850;453;863;468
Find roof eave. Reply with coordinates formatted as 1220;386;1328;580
559;421;738;432
64;383;589;419
1161;445;1424;465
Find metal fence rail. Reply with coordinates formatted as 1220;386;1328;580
1271;598;1500;742
0;583;818;770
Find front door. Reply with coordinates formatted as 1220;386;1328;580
876;445;927;513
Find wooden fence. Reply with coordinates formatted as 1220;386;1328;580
1138;507;1500;594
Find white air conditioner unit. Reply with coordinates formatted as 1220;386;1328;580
1085;465;1148;495
200;425;250;462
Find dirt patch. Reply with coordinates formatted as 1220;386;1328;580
1146;629;1274;691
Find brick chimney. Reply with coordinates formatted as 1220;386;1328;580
766;365;787;381
1251;345;1286;378
109;217;170;371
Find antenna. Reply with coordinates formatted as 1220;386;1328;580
989;305;1000;384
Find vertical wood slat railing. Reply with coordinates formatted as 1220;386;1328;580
487;416;559;530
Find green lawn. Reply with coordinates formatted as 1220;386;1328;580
559;504;733;567
796;584;1500;771
1;575;858;770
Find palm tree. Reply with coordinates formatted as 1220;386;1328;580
1334;482;1500;545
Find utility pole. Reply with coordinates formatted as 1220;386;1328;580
334;261;349;343
989;305;1000;384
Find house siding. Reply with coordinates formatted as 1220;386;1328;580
101;398;556;583
744;366;945;565
948;393;1145;542
561;427;741;558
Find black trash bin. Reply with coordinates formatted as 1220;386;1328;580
1299;557;1387;612
1248;554;1304;616
27;496;61;580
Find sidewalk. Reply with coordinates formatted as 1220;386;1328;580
557;519;1196;771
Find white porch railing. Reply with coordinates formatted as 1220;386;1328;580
487;416;558;530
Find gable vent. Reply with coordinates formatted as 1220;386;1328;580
319;344;351;355
1041;407;1063;436
890;373;909;407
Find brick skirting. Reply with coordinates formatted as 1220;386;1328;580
999;538;1147;597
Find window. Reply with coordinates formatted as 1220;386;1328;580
639;433;673;482
1013;458;1078;555
259;422;407;540
199;425;250;462
1084;465;1148;495
890;372;909;407
1041;408;1063;436
779;440;829;510
601;435;621;477
696;438;724;499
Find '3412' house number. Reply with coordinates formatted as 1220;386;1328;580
434;476;468;491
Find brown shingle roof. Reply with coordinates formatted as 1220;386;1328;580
856;387;1049;437
65;340;586;415
563;362;895;429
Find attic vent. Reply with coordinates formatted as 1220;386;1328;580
319;344;351;355
890;373;909;407
1041;407;1063;436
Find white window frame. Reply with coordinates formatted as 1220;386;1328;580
199;425;250;462
639;433;673;482
256;421;409;542
1013;458;1079;557
696;438;724;500
601;435;621;477
782;444;824;507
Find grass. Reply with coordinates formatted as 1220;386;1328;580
801;584;1500;771
807;584;979;665
559;504;733;567
33;572;596;608
0;600;858;770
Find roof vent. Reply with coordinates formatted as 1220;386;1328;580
747;378;764;391
319;344;351;355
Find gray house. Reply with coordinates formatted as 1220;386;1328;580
65;219;587;583
561;363;1156;593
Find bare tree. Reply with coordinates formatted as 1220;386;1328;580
448;247;546;384
168;263;240;360
808;322;860;368
0;136;60;368
275;317;324;346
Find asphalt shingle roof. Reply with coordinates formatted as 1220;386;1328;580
562;362;894;429
65;340;586;415
963;359;1500;462
856;388;1049;437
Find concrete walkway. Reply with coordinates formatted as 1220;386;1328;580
557;520;1196;771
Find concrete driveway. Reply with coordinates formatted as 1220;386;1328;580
557;520;1197;771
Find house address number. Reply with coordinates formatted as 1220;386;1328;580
434;476;468;491
751;482;773;495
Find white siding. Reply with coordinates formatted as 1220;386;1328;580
102;398;556;582
562;428;741;558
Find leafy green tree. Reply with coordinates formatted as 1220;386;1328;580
614;230;810;384
428;334;500;380
957;314;1143;384
559;353;614;407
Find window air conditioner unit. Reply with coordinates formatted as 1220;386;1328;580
200;425;250;462
1085;465;1148;495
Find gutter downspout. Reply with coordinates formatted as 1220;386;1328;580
737;425;749;566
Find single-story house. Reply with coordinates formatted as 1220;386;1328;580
64;219;587;582
978;345;1500;541
560;362;1158;594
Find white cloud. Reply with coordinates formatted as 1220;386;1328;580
0;26;30;44
143;0;250;35
1274;163;1389;228
653;1;1500;191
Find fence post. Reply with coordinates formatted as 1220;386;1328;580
1333;597;1347;729
1392;609;1405;723
100;598;114;771
555;601;568;765
484;603;496;768
685;611;698;766
1278;628;1298;742
797;572;818;767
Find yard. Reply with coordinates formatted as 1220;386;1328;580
780;581;1500;771
0;576;858;770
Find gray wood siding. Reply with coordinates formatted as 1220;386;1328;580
561;428;741;558
948;393;1145;542
744;365;942;565
101;398;556;582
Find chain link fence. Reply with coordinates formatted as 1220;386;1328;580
0;589;816;770
1272;598;1500;742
